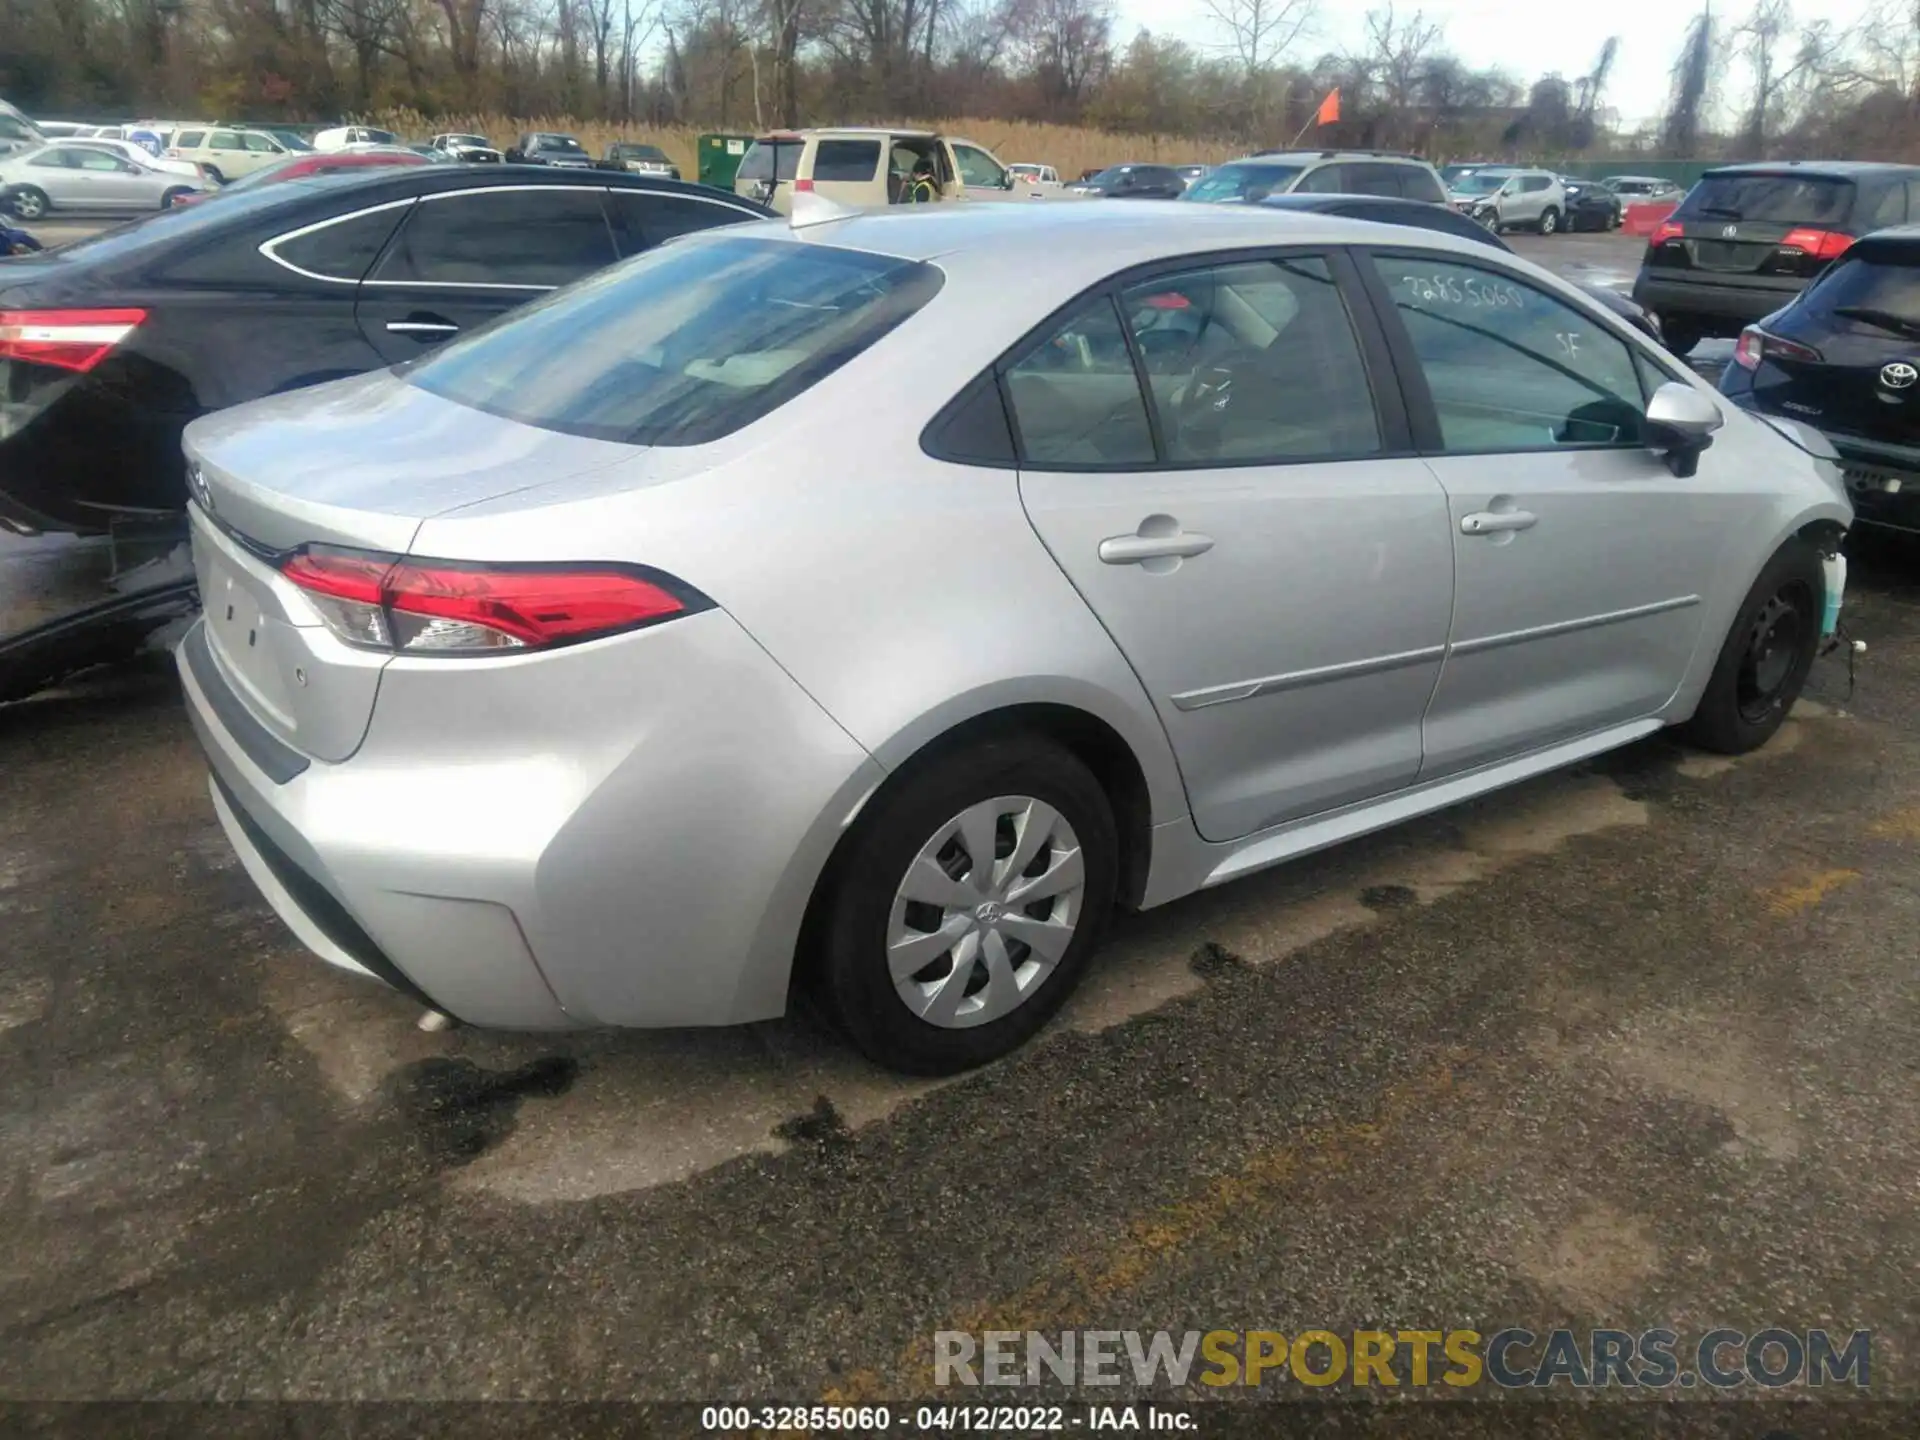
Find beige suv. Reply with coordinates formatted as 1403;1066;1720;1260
733;128;1038;214
165;126;295;184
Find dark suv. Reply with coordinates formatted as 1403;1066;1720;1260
1720;225;1920;533
1633;160;1920;355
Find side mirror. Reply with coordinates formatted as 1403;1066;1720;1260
1645;380;1723;477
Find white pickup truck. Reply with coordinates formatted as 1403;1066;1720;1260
733;128;1079;214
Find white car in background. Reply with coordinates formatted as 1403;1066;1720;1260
312;125;400;152
68;137;204;181
1009;163;1061;188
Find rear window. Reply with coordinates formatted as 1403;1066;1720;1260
1183;163;1303;202
1678;173;1854;225
736;141;802;183
812;139;881;182
1800;252;1920;320
407;236;943;446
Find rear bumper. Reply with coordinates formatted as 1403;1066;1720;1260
1632;270;1806;329
177;603;886;1031
1817;430;1920;533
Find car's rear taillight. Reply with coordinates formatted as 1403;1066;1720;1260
1733;325;1821;372
280;546;709;655
1651;220;1685;245
1780;227;1853;261
0;309;147;373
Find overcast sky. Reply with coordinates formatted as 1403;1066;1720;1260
1119;0;1874;131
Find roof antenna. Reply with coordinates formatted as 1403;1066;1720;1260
789;189;863;229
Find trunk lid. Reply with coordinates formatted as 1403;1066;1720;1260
1648;171;1858;281
184;369;640;761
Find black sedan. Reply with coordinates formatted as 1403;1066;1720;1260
0;166;769;535
1255;191;1664;344
1720;224;1920;533
1559;175;1622;232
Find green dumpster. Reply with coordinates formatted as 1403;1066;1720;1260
697;133;756;192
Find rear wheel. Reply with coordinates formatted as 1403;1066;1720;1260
8;186;48;220
1683;540;1823;754
813;734;1118;1075
1539;206;1560;236
160;186;194;209
201;164;225;185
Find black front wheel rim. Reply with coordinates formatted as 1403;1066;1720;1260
1736;583;1813;723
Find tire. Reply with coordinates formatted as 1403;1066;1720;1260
1661;318;1704;357
160;186;194;209
8;186;48;221
201;164;225;185
813;733;1119;1075
1683;539;1824;755
1539;207;1560;236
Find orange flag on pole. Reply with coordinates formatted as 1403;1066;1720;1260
1316;88;1341;125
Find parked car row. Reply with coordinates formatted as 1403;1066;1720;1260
0;129;1858;1073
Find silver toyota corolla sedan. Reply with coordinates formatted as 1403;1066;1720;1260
176;200;1852;1074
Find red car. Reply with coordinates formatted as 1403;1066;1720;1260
175;146;428;203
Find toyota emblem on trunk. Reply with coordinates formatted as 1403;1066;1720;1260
1882;362;1918;390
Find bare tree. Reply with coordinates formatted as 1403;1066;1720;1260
1200;0;1314;130
1662;3;1717;157
1356;5;1443;148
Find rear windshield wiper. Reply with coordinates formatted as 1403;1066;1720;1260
1831;305;1920;340
1690;205;1743;219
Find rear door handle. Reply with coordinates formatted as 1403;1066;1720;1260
386;320;459;336
1099;531;1215;564
1460;510;1538;536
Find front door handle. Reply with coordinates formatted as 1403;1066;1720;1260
1460;510;1538;536
386;318;459;337
1099;530;1215;564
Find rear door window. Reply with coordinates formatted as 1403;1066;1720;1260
1297;164;1346;194
609;191;758;253
269;204;412;282
372;187;616;287
1120;256;1380;463
244;132;280;153
1004;295;1155;467
1677;173;1853;225
811;139;881;182
211;130;243;150
407;236;942;446
174;130;205;149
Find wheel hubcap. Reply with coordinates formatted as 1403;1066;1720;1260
887;796;1085;1030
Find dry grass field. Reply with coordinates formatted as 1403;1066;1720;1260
368;108;1245;177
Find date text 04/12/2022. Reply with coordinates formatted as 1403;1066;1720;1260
700;1404;1193;1431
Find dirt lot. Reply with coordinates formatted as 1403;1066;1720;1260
1;228;1914;1428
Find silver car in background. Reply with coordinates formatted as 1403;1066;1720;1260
177;202;1851;1074
1;141;211;218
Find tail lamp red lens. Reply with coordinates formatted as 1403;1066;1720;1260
0;308;147;373
1650;220;1685;245
1733;326;1821;372
1780;228;1853;261
280;546;707;655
